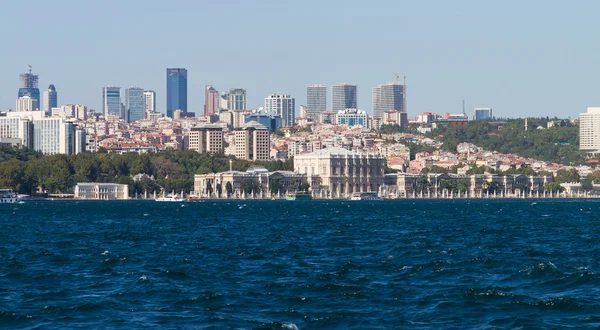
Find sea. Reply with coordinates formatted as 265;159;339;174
1;199;600;329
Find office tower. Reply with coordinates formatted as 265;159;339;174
234;121;270;161
18;66;41;109
332;83;357;112
580;107;600;154
188;124;224;154
265;93;295;127
166;68;188;117
126;87;145;123
42;85;57;114
306;84;326;119
372;83;405;119
228;88;247;111
143;91;156;113
32;117;77;155
220;92;229;110
16;96;39;112
204;85;219;116
474;108;493;121
245;111;283;131
102;86;121;117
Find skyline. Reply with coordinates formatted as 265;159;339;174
2;0;600;118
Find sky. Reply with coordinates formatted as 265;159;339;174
1;0;599;119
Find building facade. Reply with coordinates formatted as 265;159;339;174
16;96;39;112
74;183;129;200
204;85;219;116
580;107;600;154
332;83;357;112
166;68;188;117
245;111;282;131
335;108;368;127
382;110;408;127
42;85;57;115
188;124;223;154
265;93;295;127
228;88;247;111
102;86;121;117
306;84;326;120
372;83;405;119
32;117;79;155
126;87;145;123
474;107;493;120
0;116;34;148
234;121;270;161
18;67;40;109
143;90;156;114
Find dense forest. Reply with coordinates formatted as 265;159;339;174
431;118;585;165
0;147;293;195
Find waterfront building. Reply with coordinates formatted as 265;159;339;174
143;90;156;114
306;85;326;120
18;66;40;109
205;85;219;116
42;85;57;115
332;83;357;112
126;87;145;123
372;83;405;119
228;88;247;111
74;183;129;200
16;96;38;112
294;147;385;198
166;68;188;117
234;121;270;161
335;108;368;127
580;107;600;154
188;123;223;154
102;86;121;117
245;110;282;131
264;93;295;127
474;108;493;120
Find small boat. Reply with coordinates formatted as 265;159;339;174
285;192;312;201
155;191;184;202
0;189;19;203
350;192;382;201
187;194;200;202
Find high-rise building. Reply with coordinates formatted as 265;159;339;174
265;93;295;127
18;66;41;109
580;107;600;154
332;83;357;112
228;88;247;111
188;124;223;154
204;85;219;116
102;86;121;117
474;108;493;121
143;90;156;113
372;83;405;119
0;116;34;148
166;68;188;117
126;87;145;123
234;121;270;161
16;96;39;112
33;117;79;155
220;92;229;110
42;85;57;115
306;85;326;119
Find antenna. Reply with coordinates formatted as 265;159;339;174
28;64;32;74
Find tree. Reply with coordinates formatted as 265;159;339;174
216;183;223;197
554;168;580;184
225;181;233;196
299;182;310;192
580;178;593;192
0;159;24;192
240;178;260;194
206;181;213;196
269;177;283;194
544;182;564;193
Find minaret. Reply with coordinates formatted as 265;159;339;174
525;118;528;131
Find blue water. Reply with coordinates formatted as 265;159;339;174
1;200;600;329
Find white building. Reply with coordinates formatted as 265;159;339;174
580;107;600;154
74;183;129;200
143;90;156;114
335;108;368;127
234;121;270;161
32;117;81;155
0;116;34;148
16;95;39;112
265;93;295;127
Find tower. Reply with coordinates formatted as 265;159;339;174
204;85;219;116
306;85;326;120
126;87;145;123
102;86;121;117
166;68;188;118
332;83;357;112
18;65;40;110
228;88;247;111
43;85;57;114
265;93;295;127
372;82;404;119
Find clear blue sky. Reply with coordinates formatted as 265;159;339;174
2;0;599;118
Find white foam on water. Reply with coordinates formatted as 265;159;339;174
282;324;299;330
101;250;110;255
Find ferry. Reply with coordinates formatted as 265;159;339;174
0;189;19;203
155;192;185;202
285;192;312;201
350;192;382;201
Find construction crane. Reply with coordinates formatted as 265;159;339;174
393;73;399;83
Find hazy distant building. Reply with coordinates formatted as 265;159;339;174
335;108;368;127
372;83;404;119
205;85;219;116
143;90;156;113
0;116;34;148
234;121;270;161
33;117;84;155
306;84;326;120
580;107;600;154
166;68;188;117
102;86;121;117
265;93;295;127
126;87;145;123
220;92;229;110
332;83;357;112
188;124;223;154
245;111;282;131
18;66;40;109
42;85;57;114
16;95;39;112
229;88;247;111
474;108;493;121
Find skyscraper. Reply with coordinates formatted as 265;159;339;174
306;84;326;119
228;88;247;111
42;85;57;115
474;108;493;120
16;96;38;112
126;87;145;123
204;85;219;116
372;83;405;119
166;68;188;118
18;66;40;110
265;93;295;127
143;90;156;113
580;107;600;154
102;86;121;117
332;83;357;112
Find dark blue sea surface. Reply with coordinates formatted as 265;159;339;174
1;199;600;329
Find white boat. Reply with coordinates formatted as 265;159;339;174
155;192;184;202
0;189;19;203
350;192;382;201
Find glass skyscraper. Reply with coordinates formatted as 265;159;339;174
43;85;57;114
102;86;121;117
306;84;326;119
474;108;492;121
228;88;247;111
166;68;188;118
332;83;357;112
18;67;40;110
372;83;405;119
126;87;145;123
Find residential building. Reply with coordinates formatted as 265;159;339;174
234;121;270;161
16;96;38;112
166;68;188;117
188;124;223;154
126;87;145;123
306;84;326;120
335;108;368;127
18;66;40;109
382;110;408;127
580;107;600;154
228;88;247;111
143;90;156;114
32;117;78;155
332;83;357;112
474;108;493;120
42;85;57;115
264;93;295;127
74;183;129;200
372;83;405;119
205;85;219;116
102;86;121;117
220;92;229;109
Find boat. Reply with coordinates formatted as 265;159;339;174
0;189;19;203
187;194;201;202
155;191;184;202
350;192;382;201
285;192;312;201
